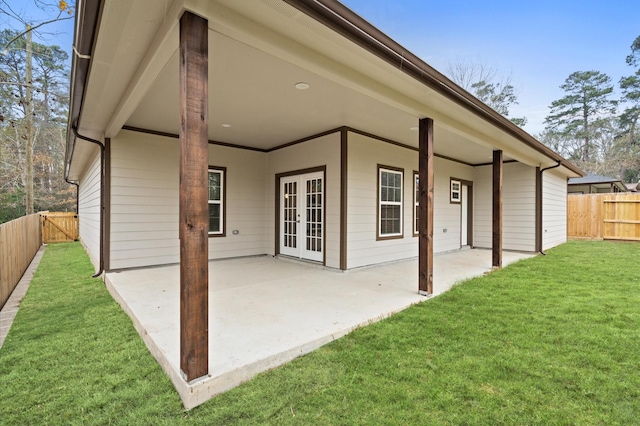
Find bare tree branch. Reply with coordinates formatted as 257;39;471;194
1;15;73;54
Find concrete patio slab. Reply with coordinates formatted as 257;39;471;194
104;249;532;409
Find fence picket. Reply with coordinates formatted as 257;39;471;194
41;212;79;243
568;193;640;241
0;214;42;310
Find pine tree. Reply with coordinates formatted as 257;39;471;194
617;35;640;182
0;29;72;222
544;71;617;163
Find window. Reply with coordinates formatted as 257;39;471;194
208;166;226;236
378;165;403;238
450;179;461;204
413;172;419;236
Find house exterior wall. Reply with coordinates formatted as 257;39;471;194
346;133;416;268
109;131;179;269
78;149;102;270
91;129;557;271
266;132;341;268
345;132;473;269
568;184;592;194
473;162;536;252
109;130;268;269
543;169;568;250
432;157;474;253
208;145;268;259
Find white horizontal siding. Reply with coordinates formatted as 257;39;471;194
473;162;536;252
346;132;473;269
433;158;473;252
109;130;268;269
266;132;341;268
347;133;415;269
208;145;268;260
109;131;179;269
78;148;102;270
543;169;567;250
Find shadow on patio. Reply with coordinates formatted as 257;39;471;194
105;249;532;409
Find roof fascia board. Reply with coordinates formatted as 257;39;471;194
65;0;102;180
104;0;184;138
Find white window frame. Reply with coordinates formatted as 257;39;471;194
208;166;225;237
450;179;461;204
378;165;404;239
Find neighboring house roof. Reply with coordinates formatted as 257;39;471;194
65;0;583;180
625;183;639;192
568;174;628;192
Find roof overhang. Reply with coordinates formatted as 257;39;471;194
569;180;628;192
64;0;101;181
66;0;584;181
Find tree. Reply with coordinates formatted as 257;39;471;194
0;1;74;221
447;60;527;126
626;35;640;67
544;71;617;163
0;1;74;54
616;35;640;182
0;28;73;222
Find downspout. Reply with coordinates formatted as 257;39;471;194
64;178;80;217
537;161;562;255
72;122;104;278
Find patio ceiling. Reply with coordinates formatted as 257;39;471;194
126;31;498;164
68;0;581;180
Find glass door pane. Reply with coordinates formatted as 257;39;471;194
283;181;297;249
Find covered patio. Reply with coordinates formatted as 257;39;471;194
105;249;532;409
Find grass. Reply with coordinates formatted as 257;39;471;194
1;241;639;425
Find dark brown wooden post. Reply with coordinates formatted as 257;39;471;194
340;128;348;271
179;11;209;383
492;150;503;268
535;167;542;253
418;118;434;295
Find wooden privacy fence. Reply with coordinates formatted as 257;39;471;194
568;193;640;241
0;214;42;310
41;212;79;243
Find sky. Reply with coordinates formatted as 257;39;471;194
1;1;74;45
340;0;640;135
3;0;639;136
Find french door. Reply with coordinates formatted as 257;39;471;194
280;172;324;262
461;185;469;246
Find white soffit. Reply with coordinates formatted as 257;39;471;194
79;0;178;136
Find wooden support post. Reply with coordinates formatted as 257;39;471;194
535;167;542;253
418;118;434;295
492;150;503;268
179;11;209;383
340;128;348;271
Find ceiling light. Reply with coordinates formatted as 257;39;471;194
294;82;310;90
222;123;231;128
410;126;418;131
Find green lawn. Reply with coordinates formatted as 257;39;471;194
1;241;639;425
